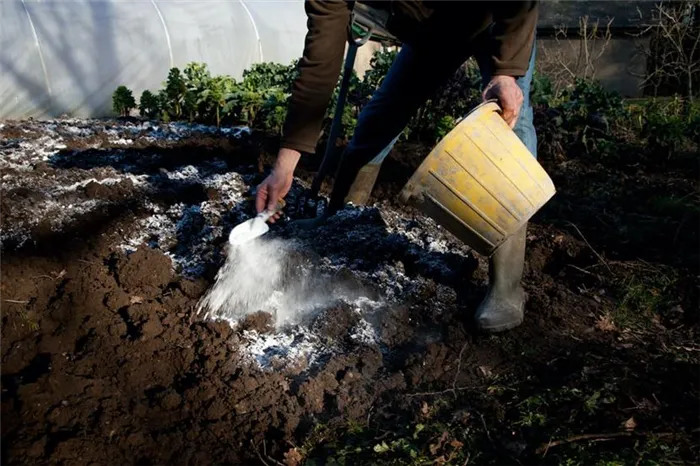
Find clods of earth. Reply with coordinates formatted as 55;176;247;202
1;118;698;465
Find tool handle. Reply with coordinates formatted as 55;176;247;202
258;199;286;222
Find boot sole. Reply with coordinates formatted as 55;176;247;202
477;312;524;333
475;295;526;334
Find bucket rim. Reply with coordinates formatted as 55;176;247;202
458;99;502;126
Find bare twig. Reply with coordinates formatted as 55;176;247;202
479;412;495;447
406;384;474;398
452;341;469;394
255;450;270;466
674;345;700;352
536;431;677;455
565;221;612;273
632;0;700;100
254;440;285;466
538;15;613;93
4;300;29;304
541;438;554;457
566;264;598;277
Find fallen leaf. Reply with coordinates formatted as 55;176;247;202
429;431;449;455
595;314;616;332
421;401;430;417
283;447;303;466
373;441;390;453
130;296;144;305
449;439;464;449
624;416;637;431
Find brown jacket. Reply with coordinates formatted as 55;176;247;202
281;0;539;154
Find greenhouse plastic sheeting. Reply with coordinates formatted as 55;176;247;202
0;0;309;120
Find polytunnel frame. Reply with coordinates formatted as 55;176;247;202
19;0;53;101
149;0;174;68
238;0;265;62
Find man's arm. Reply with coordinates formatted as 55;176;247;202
490;1;538;77
281;0;352;154
256;0;351;215
480;1;538;128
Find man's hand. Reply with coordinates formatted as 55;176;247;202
482;75;523;129
255;148;300;223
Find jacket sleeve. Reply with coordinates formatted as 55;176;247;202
490;1;539;77
280;0;352;154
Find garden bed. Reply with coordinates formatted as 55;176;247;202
1;117;698;465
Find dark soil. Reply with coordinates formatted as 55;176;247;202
1;118;698;465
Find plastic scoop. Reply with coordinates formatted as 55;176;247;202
228;200;285;246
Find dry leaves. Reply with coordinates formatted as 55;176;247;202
429;431;450;455
478;365;493;378
624;416;637;431
596;314;617;332
130;296;144;305
283;447;303;466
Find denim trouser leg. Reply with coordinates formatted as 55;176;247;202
327;44;471;213
474;38;538;159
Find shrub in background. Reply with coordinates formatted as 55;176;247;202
112;85;136;117
113;50;697;165
138;90;161;120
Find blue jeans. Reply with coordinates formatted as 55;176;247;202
327;34;538;213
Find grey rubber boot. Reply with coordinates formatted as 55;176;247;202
474;224;528;333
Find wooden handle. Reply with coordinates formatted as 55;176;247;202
274;198;286;212
258;199;286;222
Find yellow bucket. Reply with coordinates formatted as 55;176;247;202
398;101;556;257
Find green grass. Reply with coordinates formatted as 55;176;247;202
612;269;679;332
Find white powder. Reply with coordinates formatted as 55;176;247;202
3;118;480;374
241;328;323;370
196;237;332;327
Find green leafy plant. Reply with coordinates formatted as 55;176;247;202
545;78;626;156
138;90;161;119
182;62;212;121
112;85;136;117
640;97;698;159
407;58;482;143
198;75;235;127
241;61;299;93
260;89;290;133
223;86;264;127
531;71;556;106
161;67;188;120
117;49;699;163
362;49;398;92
